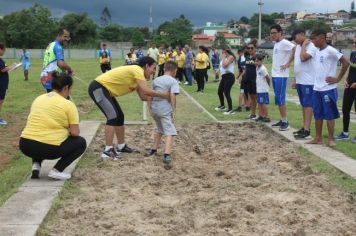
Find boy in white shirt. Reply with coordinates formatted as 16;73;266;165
255;55;271;122
307;29;349;147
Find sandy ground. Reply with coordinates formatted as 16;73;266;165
40;123;356;236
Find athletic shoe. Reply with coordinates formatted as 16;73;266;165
335;132;349;141
184;82;189;85
262;117;271;123
102;148;120;160
293;128;304;136
0;118;7;125
279;121;289;131
223;110;235;115
31;162;41;179
352;136;356;143
233;106;242;112
254;116;264;122
214;105;226;111
163;155;172;164
272;120;282;128
119;144;139;153
247;114;257;120
146;149;157;157
294;130;311;140
48;169;71;180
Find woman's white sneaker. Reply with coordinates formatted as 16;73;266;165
223;110;235;115
48;169;71;180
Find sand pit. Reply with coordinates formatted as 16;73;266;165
40;123;356;236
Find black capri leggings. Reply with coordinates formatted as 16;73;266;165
19;136;86;172
195;69;206;92
218;73;235;111
342;88;356;133
88;80;124;126
158;64;165;76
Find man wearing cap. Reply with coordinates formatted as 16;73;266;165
288;29;318;139
270;24;295;131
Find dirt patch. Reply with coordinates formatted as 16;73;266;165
0;113;26;169
41;123;356;236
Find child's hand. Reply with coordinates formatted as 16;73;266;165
350;82;356;89
171;112;176;122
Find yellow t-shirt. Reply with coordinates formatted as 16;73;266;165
195;52;209;69
21;92;79;146
158;53;166;65
99;56;110;64
176;53;186;68
96;65;145;97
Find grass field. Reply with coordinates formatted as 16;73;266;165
0;57;355;207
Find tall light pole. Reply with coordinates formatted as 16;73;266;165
149;0;153;33
258;0;264;44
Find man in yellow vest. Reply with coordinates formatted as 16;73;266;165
40;28;73;92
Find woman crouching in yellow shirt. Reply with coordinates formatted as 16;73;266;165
19;73;86;180
88;56;170;160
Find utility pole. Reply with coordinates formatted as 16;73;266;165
258;0;264;44
149;0;153;33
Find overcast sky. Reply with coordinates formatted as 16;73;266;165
0;0;351;27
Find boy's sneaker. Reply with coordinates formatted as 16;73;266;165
352;136;356;143
262;117;271;123
293;128;304;136
279;121;289;131
214;105;226;111
163;155;172;164
31;162;41;179
272;120;282;128
48;169;71;180
335;132;349;141
102;148;120;160
255;116;264;122
146;149;157;157
234;106;242;112
0;118;7;125
118;144;139;153
247;114;257;120
294;130;311;140
223;110;235;115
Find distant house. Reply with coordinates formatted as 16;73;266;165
274;18;292;30
192;34;214;48
203;22;227;37
335;27;356;41
223;33;242;47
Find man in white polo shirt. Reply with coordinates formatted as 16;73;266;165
307;29;349;147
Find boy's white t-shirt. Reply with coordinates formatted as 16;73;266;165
256;65;270;93
314;46;343;91
272;39;295;78
294;42;318;85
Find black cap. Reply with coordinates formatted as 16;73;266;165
291;29;305;40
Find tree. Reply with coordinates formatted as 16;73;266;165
122;27;145;46
239;16;250;24
287;20;332;35
154;15;193;47
2;3;57;48
59;13;97;45
100;7;112;27
99;24;123;41
352;0;355;12
213;32;227;47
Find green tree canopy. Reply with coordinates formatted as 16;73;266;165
99;24;123;41
287;20;332;35
154;15;193;47
2;3;57;48
59;13;97;45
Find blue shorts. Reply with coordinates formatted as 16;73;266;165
23;63;30;70
312;89;340;120
296;84;313;108
257;92;269;104
272;77;287;105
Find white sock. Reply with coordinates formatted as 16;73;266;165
282;117;288;122
118;143;125;150
343;132;349;135
105;145;113;151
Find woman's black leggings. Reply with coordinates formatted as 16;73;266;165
19;136;87;172
158;64;165;76
195;69;206;91
342;88;356;132
218;73;235;110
